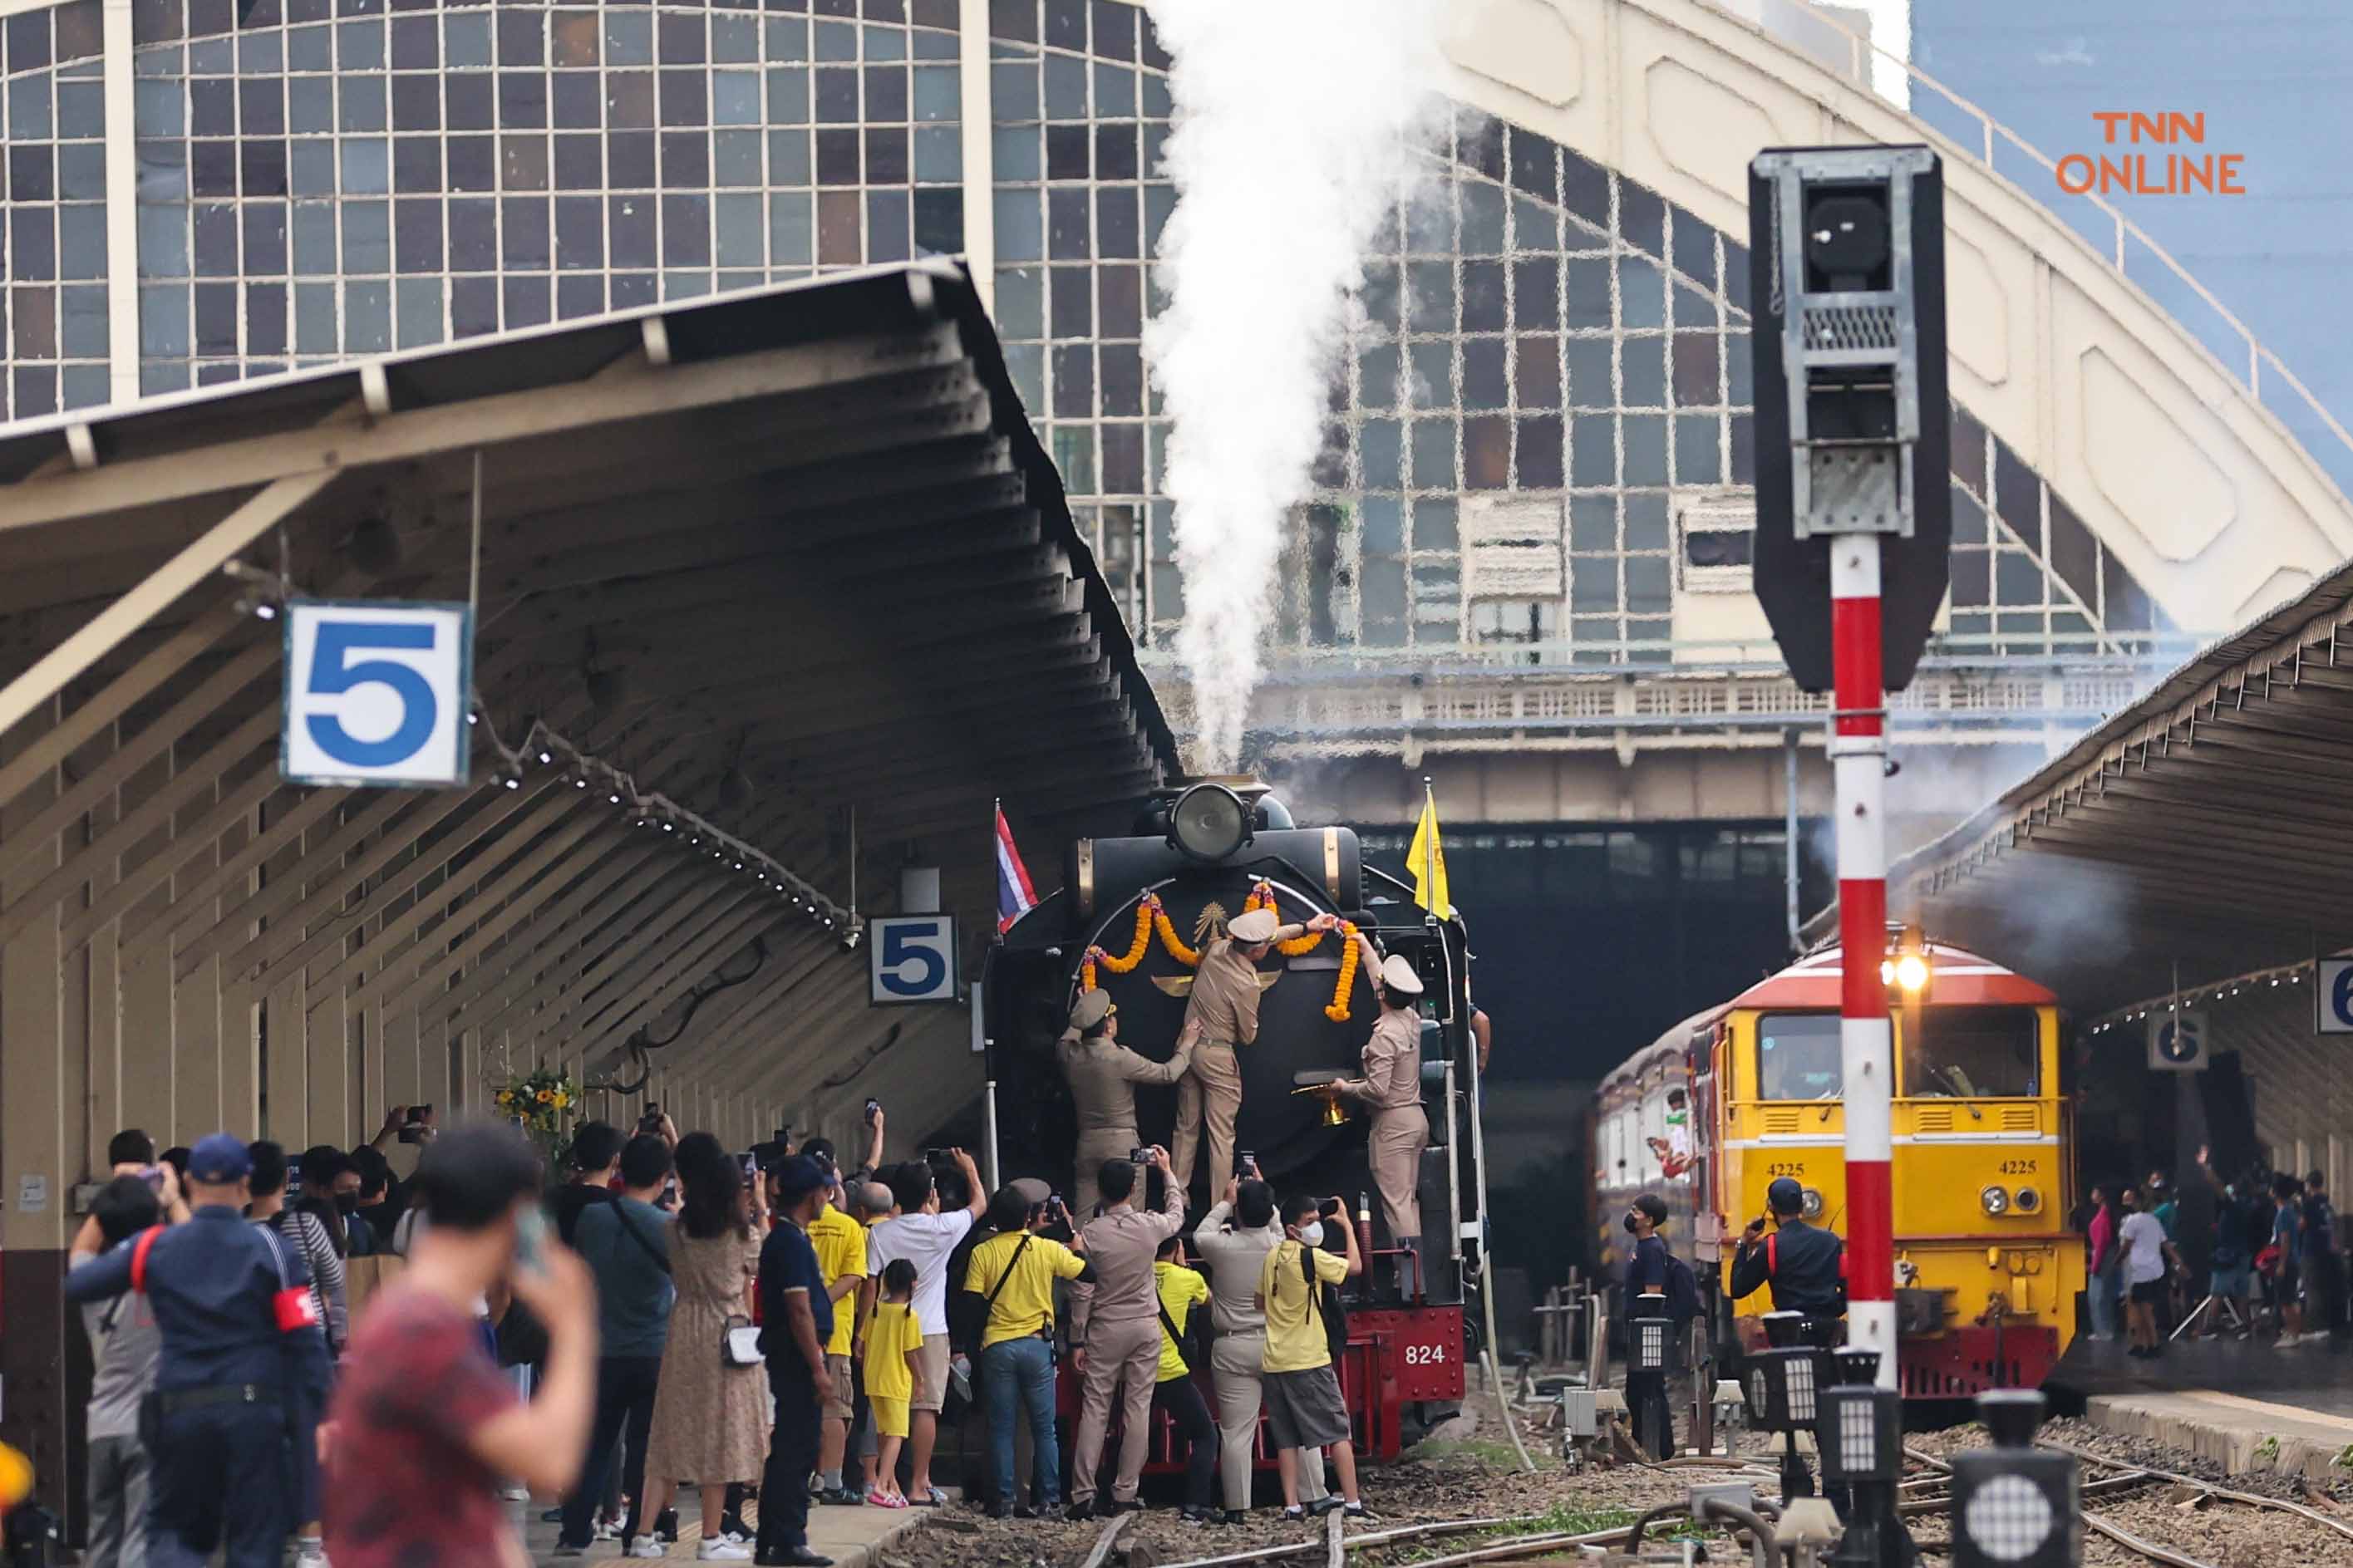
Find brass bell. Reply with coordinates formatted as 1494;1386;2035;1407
1316;1087;1350;1128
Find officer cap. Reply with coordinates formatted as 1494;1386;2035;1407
1228;908;1279;944
1069;990;1114;1031
773;1155;829;1200
1008;1177;1051;1207
1766;1176;1805;1216
1378;954;1424;995
188;1132;253;1184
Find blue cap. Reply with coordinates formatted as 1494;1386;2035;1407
188;1133;253;1185
1767;1176;1805;1216
773;1155;829;1199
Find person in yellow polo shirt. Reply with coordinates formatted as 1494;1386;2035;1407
1150;1236;1218;1521
962;1187;1093;1518
863;1259;926;1507
805;1156;869;1506
1256;1194;1370;1521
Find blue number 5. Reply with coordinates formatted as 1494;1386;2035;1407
306;622;438;767
879;922;946;996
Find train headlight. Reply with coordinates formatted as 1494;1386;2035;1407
1168;783;1251;862
1801;1186;1825;1220
1980;1184;2009;1216
2012;1186;2040;1215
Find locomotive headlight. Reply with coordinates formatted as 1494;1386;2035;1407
1893;953;1929;991
1801;1186;1825;1220
2012;1186;2040;1215
1981;1184;2010;1216
1168;783;1251;862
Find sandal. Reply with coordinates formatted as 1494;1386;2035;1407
910;1488;950;1507
866;1489;908;1510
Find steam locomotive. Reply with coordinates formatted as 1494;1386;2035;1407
983;779;1488;1462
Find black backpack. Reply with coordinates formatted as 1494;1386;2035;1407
1297;1243;1348;1363
1661;1249;1701;1325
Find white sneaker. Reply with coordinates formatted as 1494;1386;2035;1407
628;1538;667;1558
697;1544;753;1562
295;1550;331;1568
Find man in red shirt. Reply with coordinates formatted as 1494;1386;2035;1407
323;1123;598;1568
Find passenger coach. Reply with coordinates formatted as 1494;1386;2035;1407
1594;932;2085;1398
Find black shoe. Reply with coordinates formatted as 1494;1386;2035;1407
1308;1496;1346;1517
1105;1498;1145;1515
1342;1502;1377;1521
542;1507;567;1524
1281;1506;1307;1522
1180;1506;1218;1526
721;1514;751;1538
1035;1504;1066;1521
756;1551;834;1568
551;1546;585;1559
655;1508;680;1542
1221;1511;1248;1526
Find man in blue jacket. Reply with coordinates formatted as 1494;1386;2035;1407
66;1132;332;1568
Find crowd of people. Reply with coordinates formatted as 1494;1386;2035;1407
62;1079;1392;1568
2080;1147;2344;1354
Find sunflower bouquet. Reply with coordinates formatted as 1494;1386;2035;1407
492;1064;579;1175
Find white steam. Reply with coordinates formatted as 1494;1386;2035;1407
1143;0;1450;769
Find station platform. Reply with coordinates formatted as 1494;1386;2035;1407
512;1493;933;1568
2051;1334;2353;1482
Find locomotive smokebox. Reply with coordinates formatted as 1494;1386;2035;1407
1065;779;1363;927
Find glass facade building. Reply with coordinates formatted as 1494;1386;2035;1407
10;0;2165;662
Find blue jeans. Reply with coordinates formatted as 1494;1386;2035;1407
2088;1272;2119;1338
981;1336;1061;1507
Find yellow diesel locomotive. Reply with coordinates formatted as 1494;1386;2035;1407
1593;934;2084;1397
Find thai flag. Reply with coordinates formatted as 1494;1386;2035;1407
996;807;1037;934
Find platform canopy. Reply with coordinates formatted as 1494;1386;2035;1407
0;261;1178;1162
1819;560;2353;1015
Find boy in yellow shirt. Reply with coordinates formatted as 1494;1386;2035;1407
1255;1195;1370;1521
1151;1236;1218;1521
864;1259;925;1508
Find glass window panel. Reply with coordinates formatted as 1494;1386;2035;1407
1618;255;1664;330
1623;490;1668;553
1674;415;1720;486
293;278;335;351
341;199;389;271
913;63;956;122
1620;337;1664;408
767;128;810;185
1460;179;1504;256
991;61;1037;120
1626;553;1669;614
1514;336;1558;410
912;186;960;253
1462;337;1506;411
1570;413;1614;487
500;194;549;268
555;273;602;319
290;201;334;273
342;278;390;351
864;22;908;61
710;68;759;124
1095;185;1136;258
1046;186;1088;257
1360;417;1400;490
1002;340;1042;409
993;264;1042;337
1409;417;1455;489
447;134;495;189
993;123;1041;181
768;189;812;263
1622;414;1666;486
1516;415;1563;488
395;274;441;345
1357;343;1399;412
1405;260;1451;334
61;283;106;356
864;62;908;120
445;76;492;130
864;125;908;182
1403;184;1449;253
1042;54;1084;118
1408;340;1452;410
337;75;386;133
236;204;283;275
912;124;957;182
58;80;102;137
503;273;550;327
448;198;495;269
1101;342;1141;416
816;186;860;263
764;15;809;61
1570;555;1617;612
287;25;331;70
1565;337;1611;409
1092;61;1132;117
1410;495;1456;550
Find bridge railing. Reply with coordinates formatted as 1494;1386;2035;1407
1706;0;2353;496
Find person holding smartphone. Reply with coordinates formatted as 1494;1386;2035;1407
322;1123;599;1568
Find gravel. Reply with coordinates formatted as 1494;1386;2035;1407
882;1408;2353;1568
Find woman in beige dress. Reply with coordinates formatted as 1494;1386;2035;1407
642;1133;770;1561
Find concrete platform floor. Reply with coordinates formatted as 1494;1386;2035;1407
2051;1333;2353;1482
512;1491;938;1568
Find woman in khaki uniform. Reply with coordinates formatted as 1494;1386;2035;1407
1333;944;1429;1252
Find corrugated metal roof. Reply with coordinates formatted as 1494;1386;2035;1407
1804;558;2353;1012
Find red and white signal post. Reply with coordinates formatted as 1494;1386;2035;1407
1747;146;1947;1390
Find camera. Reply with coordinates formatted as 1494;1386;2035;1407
924;1147;952;1164
1318;1197;1344;1221
864;1098;881;1125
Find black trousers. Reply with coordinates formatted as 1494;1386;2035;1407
561;1355;662;1548
145;1402;293;1568
760;1363;822;1555
1151;1378;1218;1511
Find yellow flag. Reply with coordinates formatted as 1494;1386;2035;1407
1407;790;1452;920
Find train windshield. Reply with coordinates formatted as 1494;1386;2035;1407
1900;1005;2040;1099
1755;1013;1841;1099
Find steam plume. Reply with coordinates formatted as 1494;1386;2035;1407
1143;0;1450;769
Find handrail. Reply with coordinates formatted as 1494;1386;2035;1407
1698;0;2353;477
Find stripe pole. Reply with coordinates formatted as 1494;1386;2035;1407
1830;533;1898;1391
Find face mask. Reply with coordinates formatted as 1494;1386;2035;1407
334;1193;358;1215
1297;1221;1326;1249
1623;1212;1639;1234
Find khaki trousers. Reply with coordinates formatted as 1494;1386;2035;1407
1073;1126;1138;1219
1368;1104;1430;1246
1208;1332;1326;1513
1070;1316;1160;1507
1171;1041;1240;1192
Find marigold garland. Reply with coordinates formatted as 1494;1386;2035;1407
1079;887;1361;1021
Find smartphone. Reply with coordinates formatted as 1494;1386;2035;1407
741;1153;760;1187
514;1207;551;1276
1318;1197;1344;1221
1235;1150;1256;1177
864;1098;881;1124
1130;1146;1149;1164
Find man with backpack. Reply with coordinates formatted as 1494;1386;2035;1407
556;1133;675;1556
1149;1236;1218;1523
1255;1196;1371;1522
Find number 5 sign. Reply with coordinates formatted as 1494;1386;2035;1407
869;915;958;1005
282;601;473;788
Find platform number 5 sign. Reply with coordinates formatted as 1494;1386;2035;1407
282;601;473;788
869;915;958;1005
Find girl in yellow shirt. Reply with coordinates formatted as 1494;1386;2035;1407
864;1259;925;1508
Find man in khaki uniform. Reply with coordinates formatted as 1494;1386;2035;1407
1192;1173;1328;1521
1067;1146;1186;1518
1334;945;1430;1251
1172;907;1342;1193
1058;991;1193;1217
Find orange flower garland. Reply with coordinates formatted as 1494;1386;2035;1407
1080;886;1361;1021
1326;922;1360;1022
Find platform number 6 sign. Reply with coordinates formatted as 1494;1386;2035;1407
282;601;474;788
